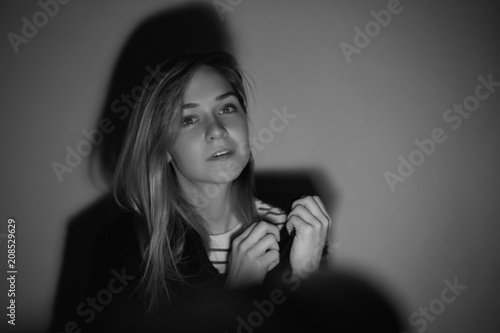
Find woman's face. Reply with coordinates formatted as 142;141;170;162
167;66;250;192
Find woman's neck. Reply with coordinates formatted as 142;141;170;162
184;182;239;234
203;188;238;234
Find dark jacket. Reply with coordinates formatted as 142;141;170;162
84;191;303;332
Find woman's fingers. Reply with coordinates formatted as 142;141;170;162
232;221;258;247
250;233;280;256
286;212;315;237
311;195;331;229
289;196;330;231
261;249;280;271
286;204;321;233
240;221;280;248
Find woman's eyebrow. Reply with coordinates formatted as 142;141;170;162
182;92;236;110
215;91;236;101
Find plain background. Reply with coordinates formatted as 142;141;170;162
1;0;499;332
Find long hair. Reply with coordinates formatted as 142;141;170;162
113;52;257;311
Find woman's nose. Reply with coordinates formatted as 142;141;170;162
206;118;227;142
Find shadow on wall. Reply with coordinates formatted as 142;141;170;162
49;2;406;332
254;168;335;210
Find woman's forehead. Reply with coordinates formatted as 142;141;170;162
184;66;233;103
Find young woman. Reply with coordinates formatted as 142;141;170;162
88;51;331;331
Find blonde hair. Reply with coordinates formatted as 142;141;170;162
113;52;257;311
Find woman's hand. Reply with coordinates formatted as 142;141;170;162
286;195;331;279
224;221;281;289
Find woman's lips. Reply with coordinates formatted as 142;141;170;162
207;149;234;161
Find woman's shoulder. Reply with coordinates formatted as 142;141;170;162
93;212;140;256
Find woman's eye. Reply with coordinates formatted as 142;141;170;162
220;105;237;114
182;116;197;126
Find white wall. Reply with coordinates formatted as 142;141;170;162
1;0;499;332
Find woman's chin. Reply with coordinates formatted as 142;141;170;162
206;156;247;182
207;169;242;183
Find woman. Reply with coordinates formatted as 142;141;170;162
88;51;331;331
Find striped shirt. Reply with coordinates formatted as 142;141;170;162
207;198;287;274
